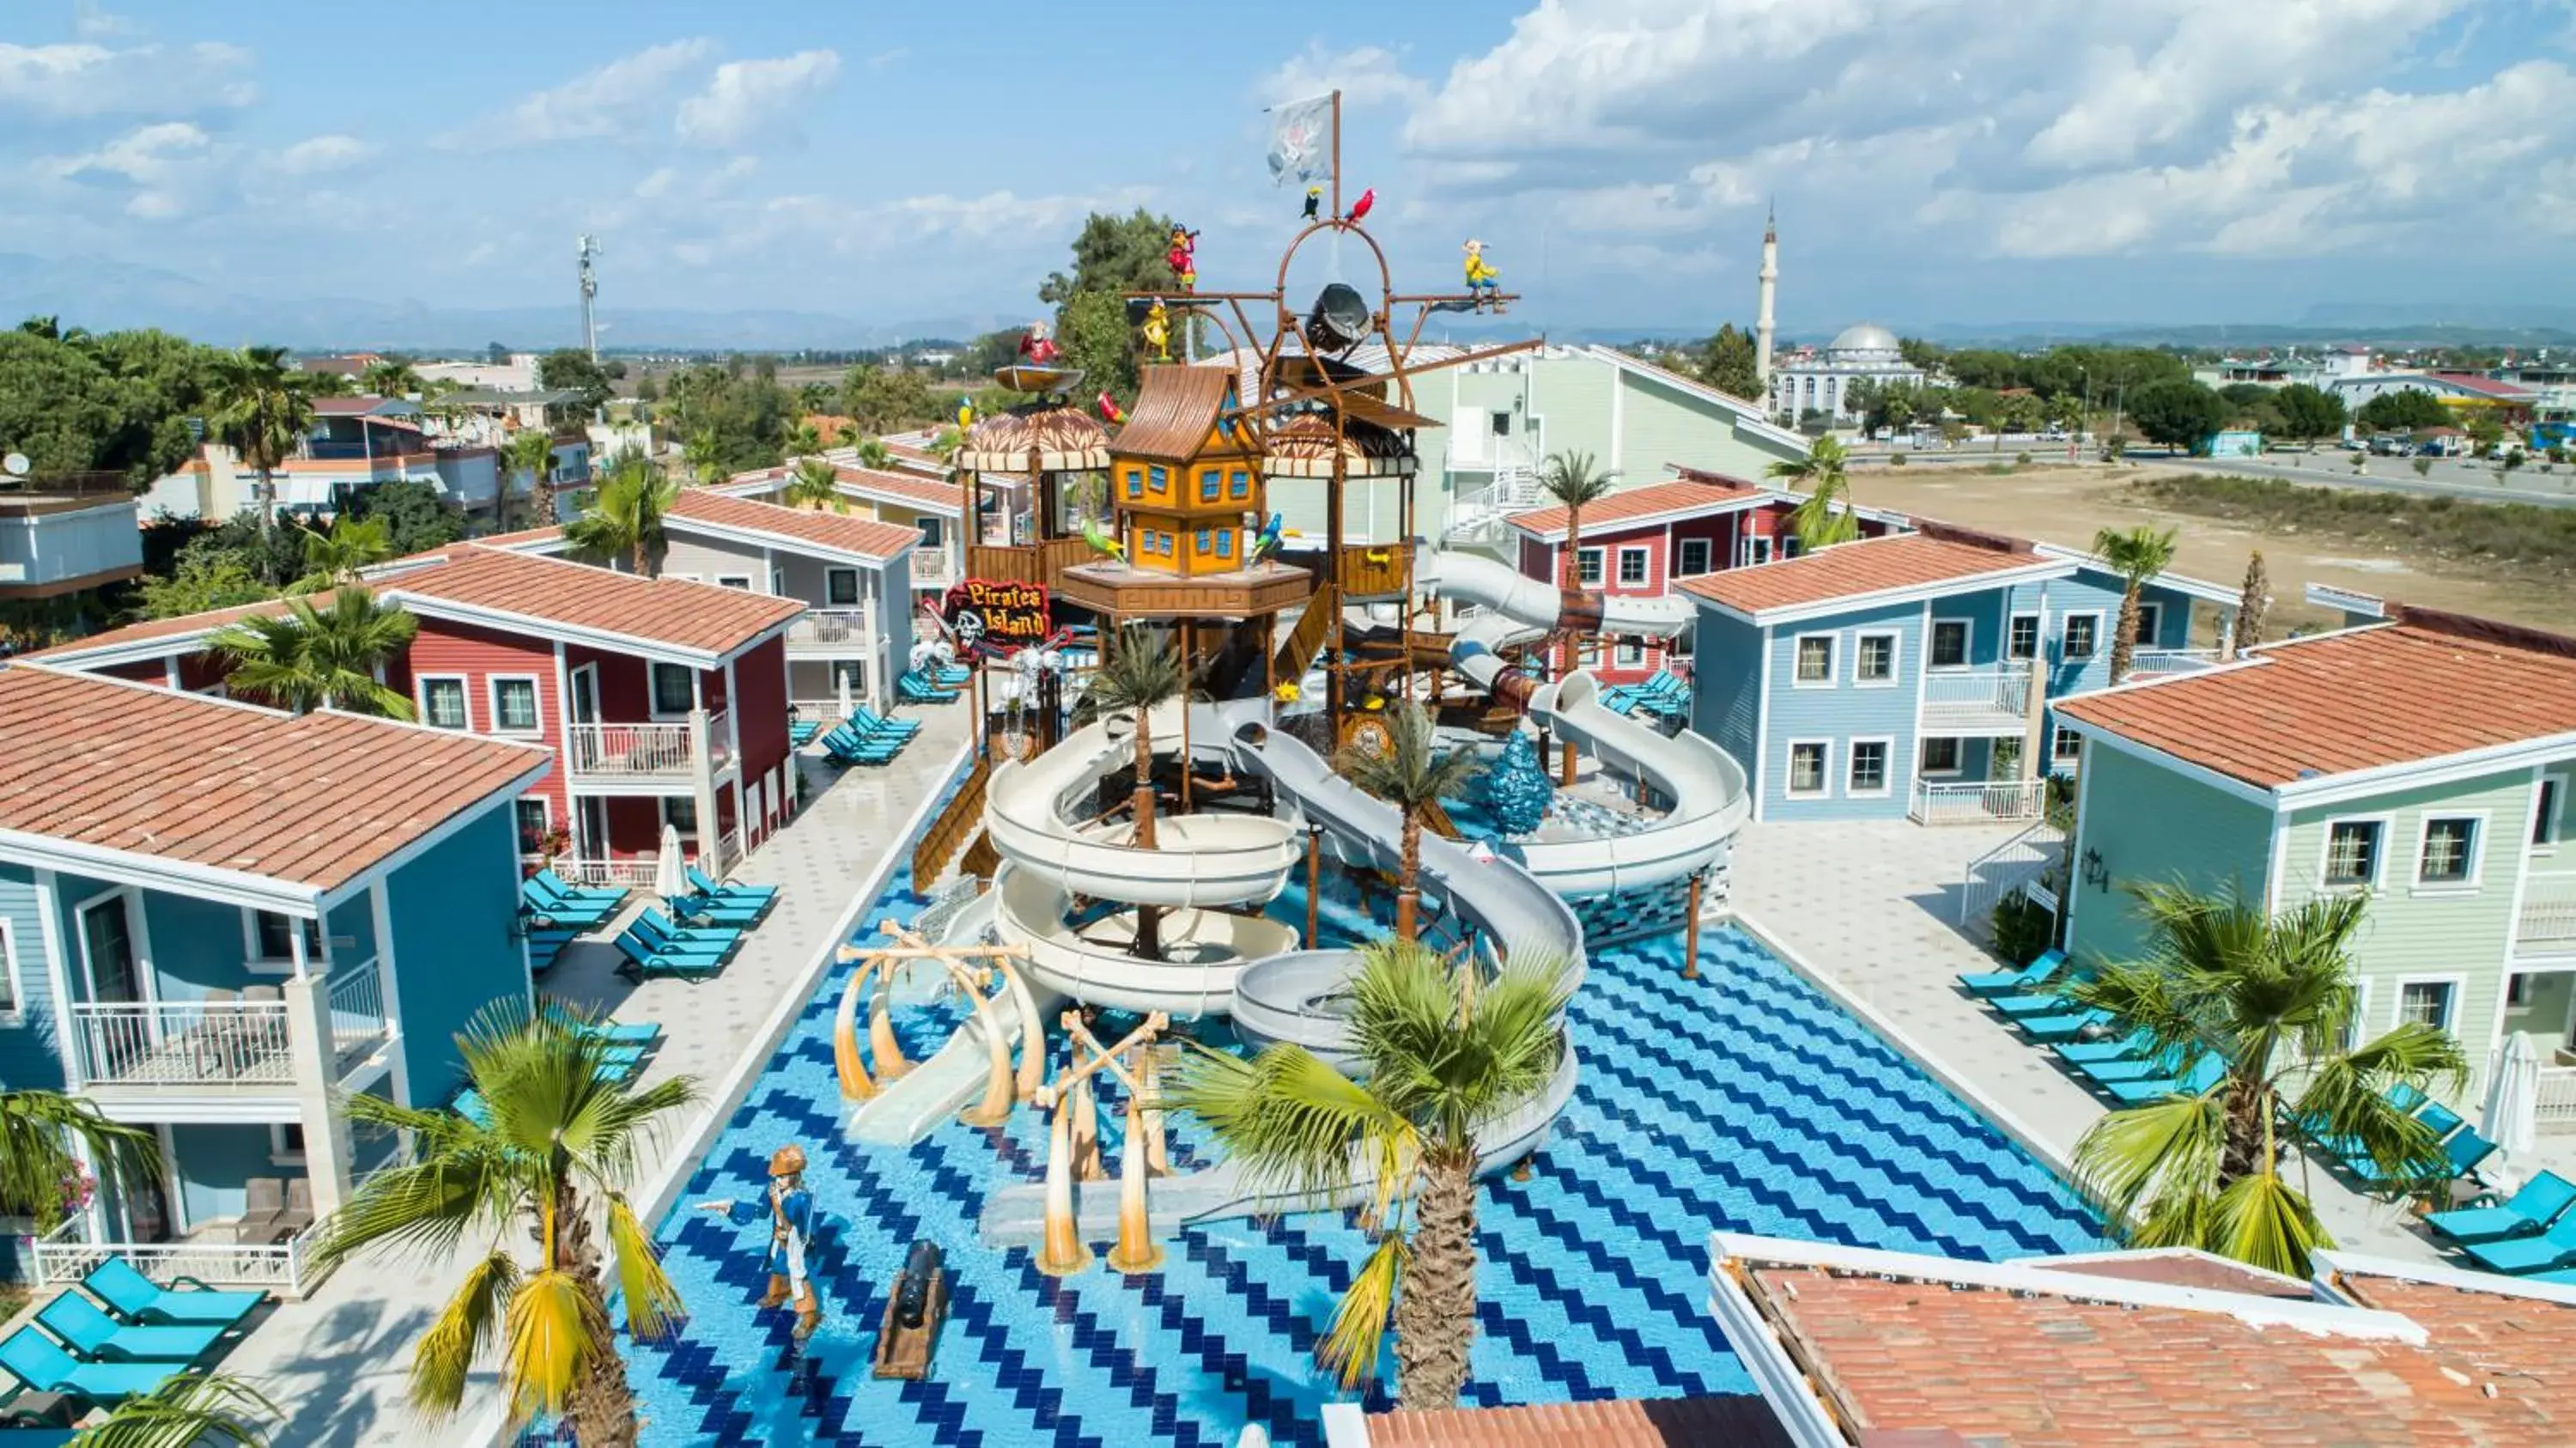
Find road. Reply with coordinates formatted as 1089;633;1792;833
1844;440;2576;510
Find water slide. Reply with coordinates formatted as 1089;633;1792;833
845;889;1070;1146
1413;548;1750;896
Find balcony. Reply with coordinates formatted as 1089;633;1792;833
2131;648;2223;677
66;960;392;1097
787;606;876;654
2518;874;2576;956
564;709;732;785
967;537;1093;587
911;549;960;588
0;472;144;597
33;1214;334;1299
1910;777;2048;826
1919;667;2035;734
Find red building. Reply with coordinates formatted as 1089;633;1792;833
27;545;802;881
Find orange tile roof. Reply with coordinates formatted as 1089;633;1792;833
825;465;959;511
1367;1396;1789;1446
20;599;294;660
2330;1270;2576;1395
1505;478;1765;540
1677;527;2054;618
0;666;546;892
2057;609;2576;788
667;488;920;560
383;546;801;660
474;523;570;550
1740;1259;2569;1445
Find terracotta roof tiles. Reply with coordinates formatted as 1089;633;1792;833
382;546;801;660
20;599;293;660
2057;610;2576;788
667;487;920;561
1678;528;2056;618
1508;478;1765;540
0;666;545;893
1367;1396;1791;1446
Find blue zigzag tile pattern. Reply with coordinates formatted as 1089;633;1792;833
618;860;2106;1445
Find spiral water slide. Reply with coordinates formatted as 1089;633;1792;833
1417;548;1750;896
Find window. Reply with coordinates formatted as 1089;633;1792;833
2061;613;2100;661
1215;530;1235;559
2052;727;2083;764
1147;465;1168;494
1230;470;1250;500
1200;472;1221;503
1576;548;1604;586
829;660;865;695
1794;635;1834;684
1787;741;1829;796
2133;599;2165;648
489;677;541;734
2397;979;2458;1032
514;799;551;856
1668;627;1693;660
1741;535;1775;567
716;575;752;590
268;1123;307;1166
1848;739;1890;795
661;797;698;839
1929;619;1970;669
1615;640;1645;666
2007;613;2040;661
2417;816;2480;886
1854;633;1896;685
418;677;469;730
651;662;696;717
1678;538;1712;577
2508;973;2534;1008
250;910;321;964
0;918;18;1016
1617;548;1649;587
2537;778;2563;847
919;516;944;548
825;568;860;606
2324;819;2385;888
1491;411;1510;436
1920;737;1961;775
769;569;786;595
1125;469;1143;500
1196;528;1212;554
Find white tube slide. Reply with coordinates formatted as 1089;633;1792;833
1417;549;1749;896
991;862;1303;1019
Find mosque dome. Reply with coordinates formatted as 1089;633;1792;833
1827;324;1902;359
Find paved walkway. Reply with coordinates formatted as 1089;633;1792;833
217;705;975;1447
1724;817;2454;1264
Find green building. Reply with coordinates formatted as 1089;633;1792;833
2055;608;2576;1099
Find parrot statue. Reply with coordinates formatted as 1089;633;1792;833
1347;187;1376;222
1081;515;1125;560
1097;390;1125;424
1302;186;1321;222
1249;511;1285;561
955;396;975;433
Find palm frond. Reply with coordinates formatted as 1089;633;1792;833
1536;451;1616;511
1168;1041;1409;1205
605;1194;687;1342
498;1269;607;1424
1316;1234;1406;1390
69;1370;278;1448
2206;1168;2332;1279
0;1088;162;1223
1076;624;1188;718
2070;1090;2227;1226
409;1250;521;1417
1337;704;1479;813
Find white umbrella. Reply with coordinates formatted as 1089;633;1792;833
2482;1031;2543;1159
653;821;690;902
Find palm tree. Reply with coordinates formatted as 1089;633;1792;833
208;345;319;538
786;421;826;458
1766;435;1856;551
562;451;677;577
1072;624;1188;956
313;1002;699;1443
1339;703;1482;941
682;430;728;485
854;435;894;472
781;458;845;513
68;1370;276;1446
2091;524;2178;684
289;515;392;593
501;430;558;534
0;1087;161;1228
209;587;418;718
360;357;424;399
2068;883;2467;1278
1173;938;1569;1407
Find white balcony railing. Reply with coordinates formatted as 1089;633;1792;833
325;959;390;1060
1911;776;2048;826
547;854;665;889
565;709;731;778
2130;648;2223;677
2518;876;2576;952
2537;1065;2576;1131
911;550;958;587
787;607;875;650
33;1214;333;1299
69;997;294;1087
1919;669;2033;728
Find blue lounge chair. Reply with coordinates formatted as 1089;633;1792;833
612;934;726;984
1959;948;2068;997
852;705;920;734
2426;1171;2576;1246
2351;1126;2497;1190
453;1088;493;1127
2018;1007;2116;1043
634;909;740;958
2075;1046;2196;1087
820;726;904;766
2103;1055;2227;1105
0;1328;172;1408
665;892;768;928
2057;1026;2157;1065
896;672;957;703
687;864;778;906
1992;988;2095;1022
35;1293;223;1364
2464;1214;2576;1275
532;869;626;908
77;1260;263;1332
541;1012;660;1046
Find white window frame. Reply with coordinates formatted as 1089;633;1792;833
2411;811;2487;893
1613;639;1646;667
1845;735;1895;798
513;796;553;861
1790;632;1837;689
1676;538;1713;578
1785;739;1832;799
2534;776;2566;853
1741;535;1776;567
648;662;696;721
2060;609;2103;662
715;574;753;591
268;1122;307;1168
1852;630;1900;688
2391;973;2468;1036
1615;546;1649;587
2007;611;2041;661
486;675;544;737
824;567;861;607
238;909;320;978
659;796;700;843
1918;736;1963;778
0;916;21;1020
74;887;152;1006
1928;618;1972;671
2052;726;2084;764
2132;599;2165;648
1575;547;1604;587
2318;813;2392;892
416;673;471;732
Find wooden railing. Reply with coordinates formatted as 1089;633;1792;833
912;754;993;886
1338;542;1412;596
966;537;1093;585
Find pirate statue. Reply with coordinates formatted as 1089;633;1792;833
701;1143;823;1340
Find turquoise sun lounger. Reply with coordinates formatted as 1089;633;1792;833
2057;1026;2157;1066
1958;948;2068;997
0;1328;173;1408
2018;1007;2115;1043
686;864;778;906
2464;1214;2576;1275
35;1293;224;1364
612;934;726;983
2426;1171;2576;1246
2101;1055;2226;1105
79;1261;263;1333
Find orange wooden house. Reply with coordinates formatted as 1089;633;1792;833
1109;366;1264;578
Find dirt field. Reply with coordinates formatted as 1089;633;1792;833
1848;463;2576;635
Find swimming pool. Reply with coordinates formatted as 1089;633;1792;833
624;858;2106;1445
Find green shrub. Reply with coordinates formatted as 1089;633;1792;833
2413;456;2433;477
2014;451;2032;466
1890;452;1909;466
1990;891;2057;966
2131;472;2576;584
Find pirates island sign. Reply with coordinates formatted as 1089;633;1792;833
941;579;1052;656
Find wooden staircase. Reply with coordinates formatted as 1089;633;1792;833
1272;583;1340;692
911;752;994;885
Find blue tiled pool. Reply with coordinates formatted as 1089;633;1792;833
626;857;2106;1445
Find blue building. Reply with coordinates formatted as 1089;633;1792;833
1680;523;2236;824
0;665;551;1296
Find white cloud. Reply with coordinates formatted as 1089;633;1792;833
47;120;221;219
443;39;715;148
275;134;371;175
0;39;256;119
1258;43;1428;109
675;50;841;148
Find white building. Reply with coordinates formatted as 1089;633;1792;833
1765;325;1925;423
417;353;544;392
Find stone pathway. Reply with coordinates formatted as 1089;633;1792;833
213;706;975;1447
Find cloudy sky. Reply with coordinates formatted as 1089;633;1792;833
4;0;2573;338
